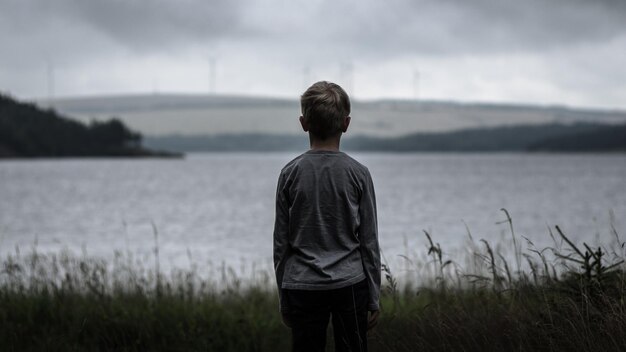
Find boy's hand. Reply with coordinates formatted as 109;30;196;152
281;312;293;328
367;310;380;331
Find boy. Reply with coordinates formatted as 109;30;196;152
273;81;381;352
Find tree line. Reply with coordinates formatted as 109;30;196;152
0;94;176;157
145;122;626;153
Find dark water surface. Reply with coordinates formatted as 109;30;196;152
1;152;624;278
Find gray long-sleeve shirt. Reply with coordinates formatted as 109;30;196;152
273;149;381;312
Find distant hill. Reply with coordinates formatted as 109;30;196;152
144;122;626;153
43;93;626;137
528;124;626;152
0;94;179;158
345;122;626;152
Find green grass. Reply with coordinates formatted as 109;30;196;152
1;210;625;351
0;247;288;351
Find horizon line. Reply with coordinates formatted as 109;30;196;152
6;90;626;113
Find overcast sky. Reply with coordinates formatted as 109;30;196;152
1;0;625;109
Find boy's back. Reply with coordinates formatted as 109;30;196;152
273;81;380;352
274;150;379;308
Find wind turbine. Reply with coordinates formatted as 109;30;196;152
302;66;311;90
413;69;420;102
46;60;55;108
340;62;354;96
208;56;217;95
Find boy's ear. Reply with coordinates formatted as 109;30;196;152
342;116;351;133
299;116;309;132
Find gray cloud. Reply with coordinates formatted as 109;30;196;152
0;0;625;107
66;0;244;50
0;0;243;66
3;0;625;61
247;0;626;59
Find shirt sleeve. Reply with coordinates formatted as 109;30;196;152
359;169;381;311
273;172;291;313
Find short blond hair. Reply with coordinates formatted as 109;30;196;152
300;81;351;140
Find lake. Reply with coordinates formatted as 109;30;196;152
1;152;625;280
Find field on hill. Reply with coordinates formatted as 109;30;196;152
46;94;626;137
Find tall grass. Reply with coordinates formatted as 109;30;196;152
0;245;287;351
1;210;624;351
374;210;626;351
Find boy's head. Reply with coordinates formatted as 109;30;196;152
300;81;351;140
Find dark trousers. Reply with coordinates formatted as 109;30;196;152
283;278;370;352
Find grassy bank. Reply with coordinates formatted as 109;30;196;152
1;212;625;351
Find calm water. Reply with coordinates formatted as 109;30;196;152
1;153;625;277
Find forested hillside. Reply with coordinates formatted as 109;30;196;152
344;122;626;152
0;94;178;158
145;122;626;152
528;124;626;151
